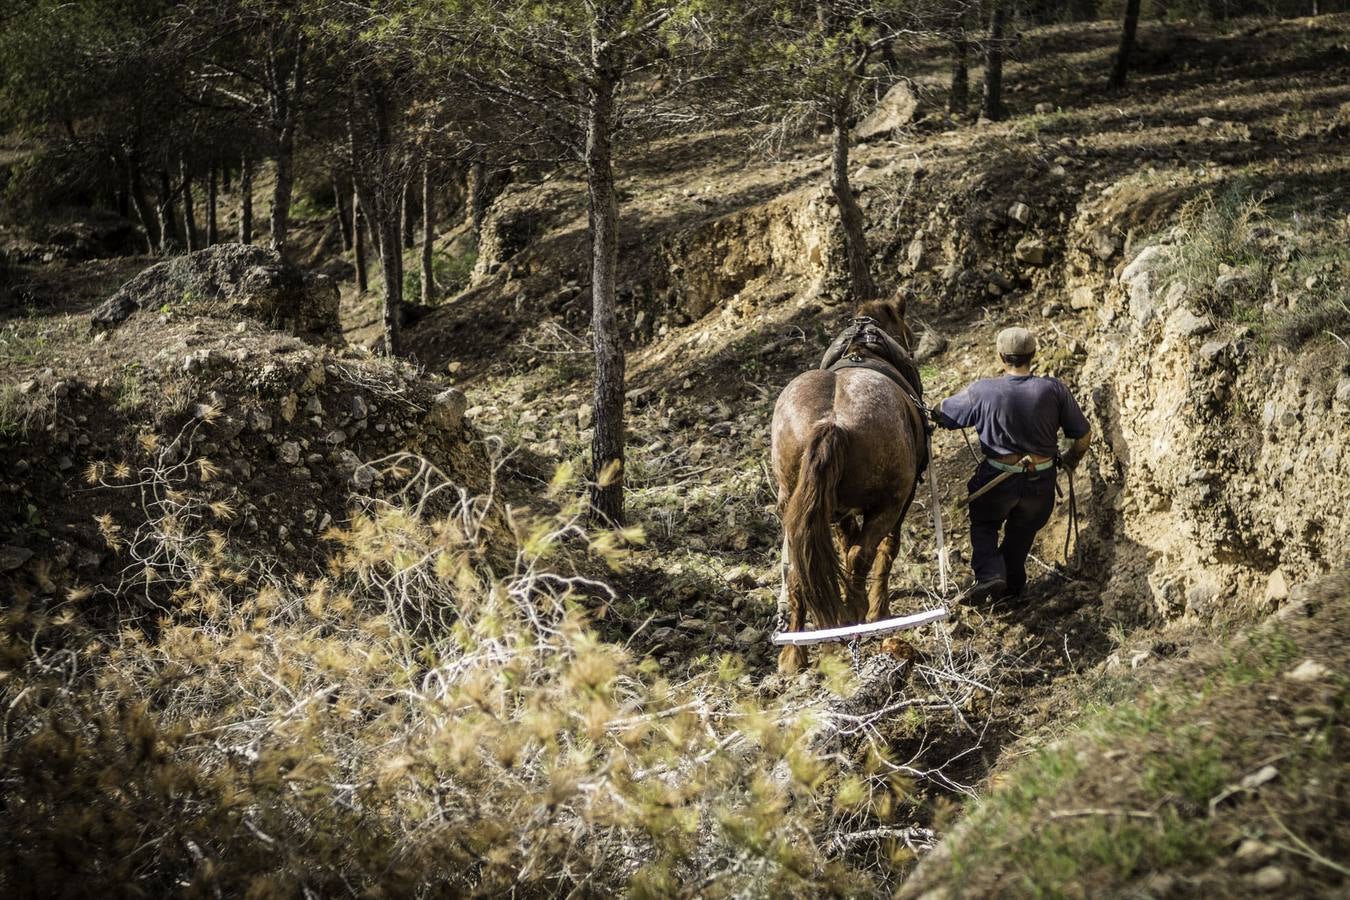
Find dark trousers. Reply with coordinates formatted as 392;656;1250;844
967;462;1056;596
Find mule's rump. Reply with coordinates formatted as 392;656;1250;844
772;368;922;510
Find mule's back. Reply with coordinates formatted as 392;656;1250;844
771;367;922;514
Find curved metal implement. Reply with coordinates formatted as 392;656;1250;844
771;607;949;647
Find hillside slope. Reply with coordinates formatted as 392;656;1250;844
1;12;1347;899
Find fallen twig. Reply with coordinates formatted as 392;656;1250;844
1048;808;1158;821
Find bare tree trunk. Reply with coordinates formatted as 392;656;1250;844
156;169;181;253
334;175;352;251
1108;0;1142;90
830;107;877;302
353;188;368;293
221;160;231;194
879;39;899;76
126;151;158;253
181;160;199;252
205;163;218;246
377;210;403;355
269;127;294;252
982;0;1008;122
402;179;416;250
949;35;969;113
443;167;466;227
466;160;488;238
239;151;254;244
420;158;435;305
348;83;401;356
266;37;303;253
586;58;626;525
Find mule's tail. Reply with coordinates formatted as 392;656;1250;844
785;417;846;629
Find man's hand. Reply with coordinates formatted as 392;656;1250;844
1059;434;1090;470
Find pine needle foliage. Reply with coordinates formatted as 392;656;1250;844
0;451;898;898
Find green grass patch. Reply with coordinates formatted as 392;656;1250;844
938;620;1329;897
1154;177;1350;354
403;247;477;303
0;325;50;368
0;383;30;438
1159;181;1272;319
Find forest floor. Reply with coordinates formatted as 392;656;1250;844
327;1;1349;837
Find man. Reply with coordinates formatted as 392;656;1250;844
932;327;1091;602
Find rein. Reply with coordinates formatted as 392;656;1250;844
1061;466;1082;573
926;429;949;596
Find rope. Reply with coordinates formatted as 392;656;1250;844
926;430;949;597
959;427;982;465
1062;466;1082;572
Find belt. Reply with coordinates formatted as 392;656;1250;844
987;456;1056;474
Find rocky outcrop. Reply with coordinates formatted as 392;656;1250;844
1071;235;1350;622
1;315;496;587
92;244;340;339
855;80;925;142
660;186;839;321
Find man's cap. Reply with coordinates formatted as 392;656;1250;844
996;327;1037;356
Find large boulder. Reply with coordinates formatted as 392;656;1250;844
92;244;340;339
855;80;925;142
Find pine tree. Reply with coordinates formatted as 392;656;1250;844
410;0;718;524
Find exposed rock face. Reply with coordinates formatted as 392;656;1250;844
92;244;340;339
915;328;949;363
661;186;838;321
855;80;924;141
1073;238;1350;623
471;181;574;283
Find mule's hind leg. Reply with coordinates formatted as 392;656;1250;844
845;505;902;624
868;486;918;621
867;526;902;622
777;535;808;674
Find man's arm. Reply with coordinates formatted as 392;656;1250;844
1058;381;1092;468
931;389;976;431
1060;431;1091;469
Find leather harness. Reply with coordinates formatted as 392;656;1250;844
823;317;927;412
829;354;919;395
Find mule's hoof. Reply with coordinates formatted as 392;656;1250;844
778;645;807;674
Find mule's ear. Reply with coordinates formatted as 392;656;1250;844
891;291;907;319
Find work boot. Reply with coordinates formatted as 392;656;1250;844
965;578;1007;604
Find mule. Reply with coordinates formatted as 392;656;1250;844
770;297;928;673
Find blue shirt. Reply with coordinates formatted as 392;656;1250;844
937;375;1090;458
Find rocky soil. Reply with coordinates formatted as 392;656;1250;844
1;247;490;607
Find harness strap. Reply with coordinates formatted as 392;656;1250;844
1062;466;1082;573
828;355;918;396
926;429;949;597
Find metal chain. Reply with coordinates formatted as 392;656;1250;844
848;638;862;673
